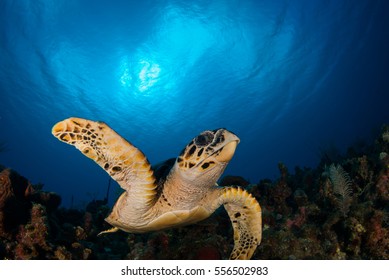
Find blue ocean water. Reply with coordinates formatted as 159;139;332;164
0;0;388;208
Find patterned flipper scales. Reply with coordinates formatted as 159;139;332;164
51;117;157;213
219;187;262;260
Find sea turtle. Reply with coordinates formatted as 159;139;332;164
52;117;262;259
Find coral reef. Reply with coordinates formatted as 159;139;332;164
252;126;389;259
0;126;388;259
327;164;353;217
219;175;250;187
0;168;33;239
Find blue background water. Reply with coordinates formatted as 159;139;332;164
0;0;388;208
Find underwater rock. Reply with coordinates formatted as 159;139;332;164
53;245;73;260
375;167;389;202
364;210;389;259
0;167;63;241
15;203;51;259
0;168;33;238
264;168;293;217
30;191;62;212
286;207;306;229
195;245;221;259
219;175;250;187
293;189;308;207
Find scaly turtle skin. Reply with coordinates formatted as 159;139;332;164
52;117;262;259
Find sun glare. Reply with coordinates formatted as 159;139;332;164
138;60;161;92
119;56;161;94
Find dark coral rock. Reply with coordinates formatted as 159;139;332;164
0;169;32;238
293;189;308;207
265;178;292;216
195;245;221;259
30;191;62;212
375;168;389;202
364;210;389;259
0;168;63;242
15;203;51;259
219;175;250;187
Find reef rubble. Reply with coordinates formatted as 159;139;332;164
0;127;388;259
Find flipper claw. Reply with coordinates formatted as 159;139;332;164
97;227;119;236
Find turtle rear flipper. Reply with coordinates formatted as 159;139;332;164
220;187;262;260
52;117;157;213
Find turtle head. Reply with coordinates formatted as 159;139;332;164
175;128;240;184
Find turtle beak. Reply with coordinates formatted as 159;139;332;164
214;131;240;163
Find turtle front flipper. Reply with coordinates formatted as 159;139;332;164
219;187;262;260
52;117;157;212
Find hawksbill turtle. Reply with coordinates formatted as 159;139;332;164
52;117;262;260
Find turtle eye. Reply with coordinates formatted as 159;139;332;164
195;132;213;146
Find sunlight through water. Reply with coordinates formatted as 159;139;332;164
119;56;161;94
0;0;388;207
